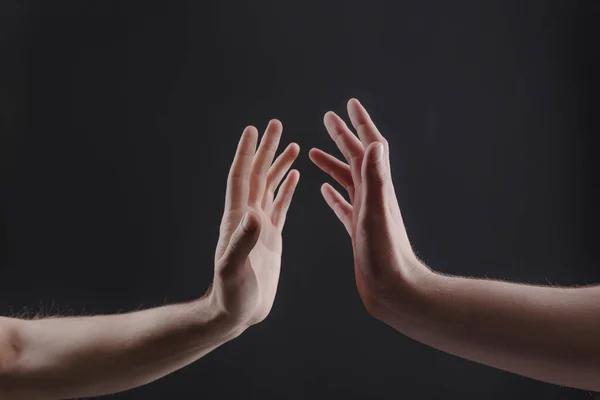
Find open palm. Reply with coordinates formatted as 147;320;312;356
210;120;300;327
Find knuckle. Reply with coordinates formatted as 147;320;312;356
349;152;363;163
228;170;249;181
332;131;344;143
356;122;368;133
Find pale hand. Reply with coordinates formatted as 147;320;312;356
309;99;430;312
209;120;300;328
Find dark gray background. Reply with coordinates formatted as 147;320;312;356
1;1;598;398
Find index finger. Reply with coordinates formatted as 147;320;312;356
225;126;258;210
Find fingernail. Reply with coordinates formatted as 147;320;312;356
242;213;251;230
371;143;384;162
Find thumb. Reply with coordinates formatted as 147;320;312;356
361;142;388;212
218;212;261;280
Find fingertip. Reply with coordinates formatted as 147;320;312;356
347;98;362;115
347;98;360;108
244;125;258;136
308;147;320;160
367;142;385;162
323;111;336;124
283;170;300;189
289;142;300;154
241;211;261;233
238;126;259;153
269;118;283;129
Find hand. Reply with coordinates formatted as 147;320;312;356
208;120;300;329
309;99;430;314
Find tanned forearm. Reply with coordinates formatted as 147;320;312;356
0;293;244;399
376;270;600;391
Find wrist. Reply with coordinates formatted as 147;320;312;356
189;293;248;343
368;258;438;322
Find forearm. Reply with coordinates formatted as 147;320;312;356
376;270;600;390
0;293;244;399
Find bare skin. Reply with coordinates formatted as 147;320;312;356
2;100;598;396
310;98;600;391
0;120;300;399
